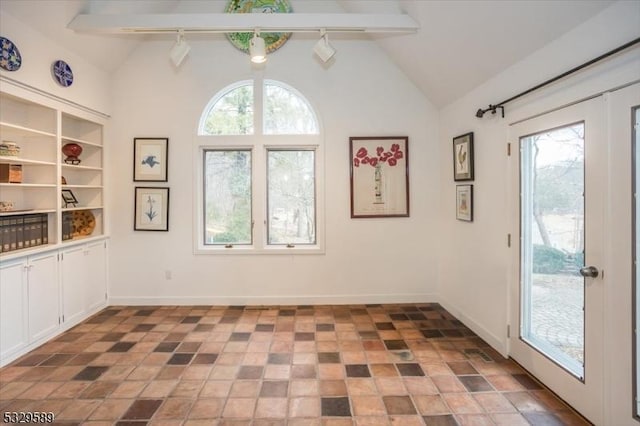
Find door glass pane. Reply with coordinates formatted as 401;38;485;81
203;150;252;245
267;150;316;245
520;122;585;378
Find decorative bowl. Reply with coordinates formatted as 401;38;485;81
62;143;82;165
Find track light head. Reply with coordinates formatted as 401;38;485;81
314;30;336;63
169;29;190;67
250;30;267;63
475;108;485;118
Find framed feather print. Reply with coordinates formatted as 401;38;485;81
453;132;474;181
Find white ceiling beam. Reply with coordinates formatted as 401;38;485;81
67;13;419;34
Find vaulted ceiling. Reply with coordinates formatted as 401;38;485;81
0;0;615;107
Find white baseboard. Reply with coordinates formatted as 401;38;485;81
438;297;508;357
108;293;438;307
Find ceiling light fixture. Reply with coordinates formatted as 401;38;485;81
169;29;190;67
314;29;335;63
249;30;266;63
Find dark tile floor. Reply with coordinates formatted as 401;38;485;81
0;304;589;425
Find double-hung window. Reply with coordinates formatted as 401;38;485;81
196;79;323;253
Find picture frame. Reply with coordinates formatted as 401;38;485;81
61;189;78;208
453;132;474;181
134;137;168;182
350;136;409;218
456;184;473;222
134;187;170;231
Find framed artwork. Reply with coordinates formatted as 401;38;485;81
453;132;474;181
134;187;170;231
61;189;78;208
350;136;409;218
456;184;473;222
134;137;168;182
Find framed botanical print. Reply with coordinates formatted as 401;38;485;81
134;187;169;231
350;136;409;218
456;184;473;222
134;137;168;182
453;132;474;181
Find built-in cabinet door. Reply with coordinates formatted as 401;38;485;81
61;246;86;325
0;260;28;361
84;241;106;312
27;252;60;343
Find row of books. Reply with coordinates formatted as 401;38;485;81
0;213;48;253
62;212;74;241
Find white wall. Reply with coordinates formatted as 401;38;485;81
107;29;440;305
437;1;639;424
0;11;111;115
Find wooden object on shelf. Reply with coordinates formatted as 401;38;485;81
0;164;22;183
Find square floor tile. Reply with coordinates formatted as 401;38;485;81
321;397;351;417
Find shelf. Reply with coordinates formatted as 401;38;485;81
0;243;58;261
62;185;103;189
0;209;56;217
61;164;102;171
61;136;102;148
62;206;103;212
0;183;56;188
0;156;56;166
0;122;56;138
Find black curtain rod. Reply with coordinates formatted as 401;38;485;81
475;37;640;118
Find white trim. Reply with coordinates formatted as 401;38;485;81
439;296;508;357
109;293;438;306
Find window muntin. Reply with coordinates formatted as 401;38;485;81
267;149;316;245
200;82;254;135
203;149;252;245
264;81;319;135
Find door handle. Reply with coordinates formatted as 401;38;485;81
579;266;599;278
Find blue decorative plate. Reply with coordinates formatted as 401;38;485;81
52;60;73;87
0;36;22;72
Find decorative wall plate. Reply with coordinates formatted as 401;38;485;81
0;36;22;71
52;60;74;87
72;209;96;237
225;0;293;54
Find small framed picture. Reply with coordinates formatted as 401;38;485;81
134;187;169;231
134;138;168;182
61;189;78;208
453;132;474;181
350;136;410;218
456;184;473;222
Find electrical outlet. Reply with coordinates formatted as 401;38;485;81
165;270;172;280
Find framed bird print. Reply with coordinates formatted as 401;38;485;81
453;132;474;181
134;138;168;182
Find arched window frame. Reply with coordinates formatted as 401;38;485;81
194;77;324;254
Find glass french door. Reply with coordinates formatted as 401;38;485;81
509;97;605;424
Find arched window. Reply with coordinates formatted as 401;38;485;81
199;80;319;136
196;79;323;254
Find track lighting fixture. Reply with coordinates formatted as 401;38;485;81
314;29;335;63
250;30;267;63
169;29;190;67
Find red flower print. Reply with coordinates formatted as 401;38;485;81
352;143;403;168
